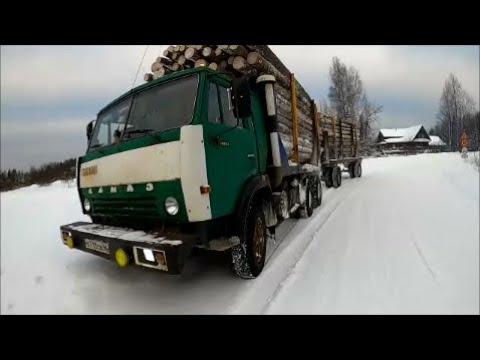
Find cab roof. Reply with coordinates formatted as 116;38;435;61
97;67;231;116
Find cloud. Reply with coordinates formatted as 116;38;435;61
1;45;167;105
270;45;479;103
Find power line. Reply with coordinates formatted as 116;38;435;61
131;45;150;89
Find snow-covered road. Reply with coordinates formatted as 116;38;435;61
1;153;478;314
266;153;479;314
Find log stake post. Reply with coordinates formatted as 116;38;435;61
319;109;326;164
311;101;320;165
355;126;359;157
351;125;354;157
340;118;343;158
290;73;299;164
332;115;337;159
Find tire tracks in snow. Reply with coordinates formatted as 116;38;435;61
229;177;360;314
410;237;441;288
261;190;353;314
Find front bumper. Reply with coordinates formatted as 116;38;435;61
60;222;198;274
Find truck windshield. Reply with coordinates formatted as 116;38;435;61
88;98;132;151
88;74;199;151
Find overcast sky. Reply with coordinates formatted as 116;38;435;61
1;45;479;170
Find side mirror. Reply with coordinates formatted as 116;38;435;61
86;120;95;141
232;77;252;119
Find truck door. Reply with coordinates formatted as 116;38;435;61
203;80;259;219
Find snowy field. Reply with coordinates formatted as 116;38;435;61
1;153;478;314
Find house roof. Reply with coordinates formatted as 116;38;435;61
380;125;423;140
429;135;446;146
379;125;430;144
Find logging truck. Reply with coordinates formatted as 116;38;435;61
60;45;361;279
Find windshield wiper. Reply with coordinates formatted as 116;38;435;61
123;128;154;138
123;129;154;138
88;143;107;153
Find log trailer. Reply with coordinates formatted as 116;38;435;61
60;45;362;279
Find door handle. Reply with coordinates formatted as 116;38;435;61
247;153;255;159
213;136;229;147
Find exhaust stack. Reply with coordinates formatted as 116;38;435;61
256;74;285;188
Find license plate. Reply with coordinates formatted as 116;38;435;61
85;239;110;254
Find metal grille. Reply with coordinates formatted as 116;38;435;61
91;196;159;218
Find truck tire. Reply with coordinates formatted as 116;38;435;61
231;199;267;279
298;186;314;218
355;161;362;178
348;163;356;178
273;182;290;220
306;186;314;217
324;168;333;188
312;175;322;208
332;166;342;188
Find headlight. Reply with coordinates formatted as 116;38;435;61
165;197;179;216
84;198;91;212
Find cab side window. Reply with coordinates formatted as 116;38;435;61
208;83;222;124
219;87;239;127
208;82;242;128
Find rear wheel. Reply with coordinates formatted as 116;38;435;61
312;175;322;208
324;168;333;188
274;182;290;220
348;163;356;178
306;186;314;217
298;185;314;218
332;166;342;188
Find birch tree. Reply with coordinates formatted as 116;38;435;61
436;74;478;151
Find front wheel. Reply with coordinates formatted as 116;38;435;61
232;200;267;279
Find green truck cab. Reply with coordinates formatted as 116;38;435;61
60;67;323;279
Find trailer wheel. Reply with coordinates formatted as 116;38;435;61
355;161;362;178
332;166;342;188
348;163;356;178
325;168;333;188
231;199;267;279
312;176;322;208
306;186;314;217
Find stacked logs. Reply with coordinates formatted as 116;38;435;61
320;116;359;161
144;45;359;164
